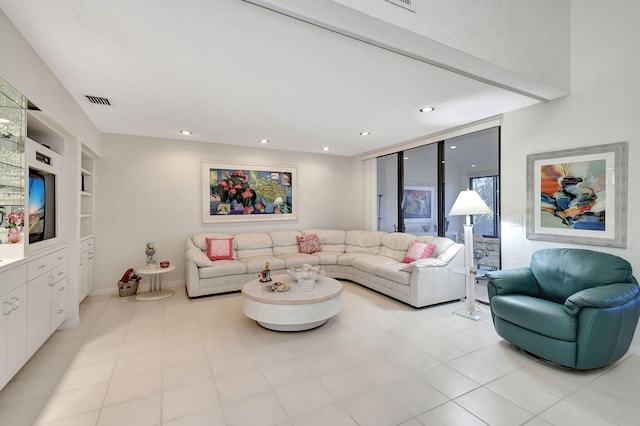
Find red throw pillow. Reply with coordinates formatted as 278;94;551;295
402;241;436;263
206;237;234;261
297;234;321;254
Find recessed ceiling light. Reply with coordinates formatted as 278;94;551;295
321;146;331;152
404;156;409;160
450;145;457;149
259;139;269;144
471;164;477;167
419;106;435;113
359;132;370;136
179;130;192;135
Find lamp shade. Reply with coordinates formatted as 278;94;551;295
448;189;492;216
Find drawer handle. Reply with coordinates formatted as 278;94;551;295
3;301;11;316
38;264;47;269
57;256;64;261
59;287;66;291
57;271;65;277
10;296;19;310
57;309;64;314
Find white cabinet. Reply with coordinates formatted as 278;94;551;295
26;248;66;359
79;237;94;301
0;264;27;390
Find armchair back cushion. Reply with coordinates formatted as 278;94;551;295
530;248;635;303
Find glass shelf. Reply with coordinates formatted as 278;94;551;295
0;78;26;247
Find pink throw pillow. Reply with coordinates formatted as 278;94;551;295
206;237;234;261
402;241;436;263
297;234;321;254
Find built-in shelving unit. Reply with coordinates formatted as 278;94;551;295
0;79;26;258
80;150;94;239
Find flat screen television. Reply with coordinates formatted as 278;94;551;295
28;169;56;244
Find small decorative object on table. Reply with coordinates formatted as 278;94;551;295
160;260;170;268
288;264;324;293
145;242;157;266
258;261;272;282
264;281;290;292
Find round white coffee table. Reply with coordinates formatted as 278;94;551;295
135;265;176;301
242;274;343;331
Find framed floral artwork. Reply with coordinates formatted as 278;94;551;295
202;161;297;223
526;142;628;248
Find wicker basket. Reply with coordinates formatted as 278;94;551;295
118;280;139;297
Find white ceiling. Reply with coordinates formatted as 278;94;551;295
0;0;542;157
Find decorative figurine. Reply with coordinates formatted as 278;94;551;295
145;242;157;266
258;262;272;282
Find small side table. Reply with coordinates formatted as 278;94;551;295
135;265;176;301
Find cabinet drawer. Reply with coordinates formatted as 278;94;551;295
27;255;50;281
51;249;66;268
50;264;66;285
51;278;67;304
0;264;27;294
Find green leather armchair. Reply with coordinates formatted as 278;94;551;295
486;248;640;369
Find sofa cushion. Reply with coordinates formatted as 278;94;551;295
374;263;411;285
351;255;398;274
235;233;274;259
239;256;286;273
206;237;235;261
278;253;321;268
314;251;341;265
492;294;577;341
345;230;385;254
199;260;247;279
378;233;415;261
337;252;370;266
270;231;302;256
303;229;346;252
297;234;321;254
402;241;436;263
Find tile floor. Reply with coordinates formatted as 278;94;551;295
0;281;639;425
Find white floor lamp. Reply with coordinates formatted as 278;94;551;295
448;189;493;321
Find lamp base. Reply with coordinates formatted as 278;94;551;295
452;304;489;321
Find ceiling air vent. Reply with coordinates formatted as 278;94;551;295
85;95;112;106
386;0;416;12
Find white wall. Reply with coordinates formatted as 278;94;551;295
94;133;363;292
500;0;640;272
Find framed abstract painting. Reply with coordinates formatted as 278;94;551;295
202;161;297;223
526;142;628;248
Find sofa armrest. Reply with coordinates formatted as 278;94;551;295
485;268;540;298
186;247;213;267
564;283;640;316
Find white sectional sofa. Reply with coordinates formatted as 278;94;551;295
185;229;466;308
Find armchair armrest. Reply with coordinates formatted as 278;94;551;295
564;284;640;316
485;267;540;297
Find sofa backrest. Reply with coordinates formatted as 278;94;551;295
379;232;415;261
189;233;238;259
302;229;346;253
415;235;457;259
270;230;303;255
235;233;274;258
531;248;636;303
345;230;386;254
